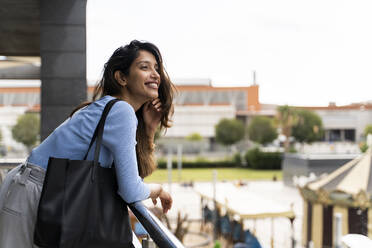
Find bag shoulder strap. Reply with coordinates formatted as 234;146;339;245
83;98;121;161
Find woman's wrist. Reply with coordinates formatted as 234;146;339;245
145;129;156;152
149;184;163;199
146;127;156;140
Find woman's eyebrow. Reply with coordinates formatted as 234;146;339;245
136;60;159;67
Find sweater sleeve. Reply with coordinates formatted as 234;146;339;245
102;101;150;203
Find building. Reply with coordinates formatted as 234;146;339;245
165;78;259;138
1;78;372;152
302;104;372;143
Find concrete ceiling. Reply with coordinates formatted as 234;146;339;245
0;0;40;56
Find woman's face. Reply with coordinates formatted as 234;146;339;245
124;50;161;105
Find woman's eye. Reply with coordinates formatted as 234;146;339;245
141;66;148;70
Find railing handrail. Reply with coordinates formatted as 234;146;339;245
129;201;185;248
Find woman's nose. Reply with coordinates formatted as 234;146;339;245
151;70;160;80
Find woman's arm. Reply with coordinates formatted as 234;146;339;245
103;101;151;203
102;100;172;213
143;99;173;213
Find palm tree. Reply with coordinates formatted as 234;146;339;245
275;105;298;152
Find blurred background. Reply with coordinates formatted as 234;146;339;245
1;1;372;247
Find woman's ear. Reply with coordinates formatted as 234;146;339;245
114;71;127;87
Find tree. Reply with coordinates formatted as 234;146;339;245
12;113;40;151
215;118;245;146
275;105;298;152
292;109;324;143
364;124;372;136
247;116;277;145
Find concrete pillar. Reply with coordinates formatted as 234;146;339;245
325;130;330;142
340;129;345;141
40;0;87;140
312;203;323;248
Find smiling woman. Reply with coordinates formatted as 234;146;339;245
0;40;177;247
74;40;176;178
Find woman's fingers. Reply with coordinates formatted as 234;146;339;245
152;98;160;105
151;98;162;111
159;192;173;213
154;102;162;109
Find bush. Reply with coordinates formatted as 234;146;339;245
365;125;372;136
186;132;203;141
156;158;237;169
360;142;369;153
288;146;297;153
244;147;283;170
232;152;242;166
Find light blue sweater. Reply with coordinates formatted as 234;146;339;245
27;95;150;203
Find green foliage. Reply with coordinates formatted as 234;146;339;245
364;124;372;136
145;168;282;182
12;113;40;150
214;241;221;248
276;105;298;128
247;116;278;145
186;132;203;141
360;142;369;153
275;105;299;151
291;109;324;143
244;147;283;170
156;158;238;169
0;129;2;142
288;146;297;153
232;152;242;166
215;118;245;146
195;156;208;163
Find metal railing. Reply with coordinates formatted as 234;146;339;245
129;201;185;248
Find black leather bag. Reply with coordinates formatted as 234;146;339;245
34;99;134;248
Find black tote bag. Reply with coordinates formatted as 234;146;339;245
34;99;134;248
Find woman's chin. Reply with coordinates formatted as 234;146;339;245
147;92;159;100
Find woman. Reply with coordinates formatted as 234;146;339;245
0;40;175;247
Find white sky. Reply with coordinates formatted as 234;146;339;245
87;0;372;106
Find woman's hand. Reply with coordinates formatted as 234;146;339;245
159;190;172;214
149;184;173;214
143;98;162;136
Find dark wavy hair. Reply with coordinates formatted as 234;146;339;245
71;40;176;177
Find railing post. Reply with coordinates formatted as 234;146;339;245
142;235;157;248
167;148;172;195
212;170;218;240
334;213;342;248
177;144;182;182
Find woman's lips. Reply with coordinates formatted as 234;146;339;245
145;81;159;89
